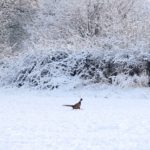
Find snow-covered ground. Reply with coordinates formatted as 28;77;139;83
0;86;150;150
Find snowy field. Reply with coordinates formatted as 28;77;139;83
0;86;150;150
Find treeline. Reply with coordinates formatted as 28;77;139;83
29;0;150;51
0;0;150;55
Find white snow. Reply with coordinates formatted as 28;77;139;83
1;0;150;149
0;86;150;150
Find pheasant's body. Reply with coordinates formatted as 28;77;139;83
63;98;83;109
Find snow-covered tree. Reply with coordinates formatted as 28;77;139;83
0;0;37;56
27;0;150;51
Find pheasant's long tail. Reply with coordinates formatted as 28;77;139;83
63;104;73;107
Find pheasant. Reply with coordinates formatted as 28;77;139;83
63;98;83;109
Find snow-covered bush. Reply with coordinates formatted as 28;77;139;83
0;50;150;89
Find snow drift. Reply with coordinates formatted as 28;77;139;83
0;86;150;150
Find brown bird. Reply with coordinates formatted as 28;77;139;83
63;98;83;109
